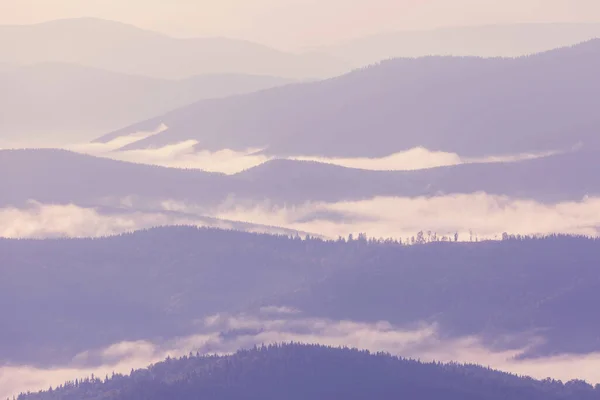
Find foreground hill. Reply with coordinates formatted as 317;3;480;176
18;344;600;400
2;148;599;208
0;18;345;79
0;63;293;143
98;40;600;158
2;228;600;365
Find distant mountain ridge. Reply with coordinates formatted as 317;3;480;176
96;39;600;158
0;18;348;79
322;23;600;67
2;148;600;208
0;63;294;144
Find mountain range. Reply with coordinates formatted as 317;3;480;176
2;148;598;209
0;63;293;144
4;19;600;81
96;39;600;158
4;19;600;151
322;23;600;67
3;228;600;367
5;16;600;399
0;18;346;80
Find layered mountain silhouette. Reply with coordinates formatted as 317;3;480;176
262;234;600;357
2;148;598;208
3;228;600;365
5;15;600;400
0;18;347;79
322;23;600;67
18;344;600;400
98;39;600;158
0;63;293;143
0;149;224;207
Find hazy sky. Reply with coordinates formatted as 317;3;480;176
1;0;600;49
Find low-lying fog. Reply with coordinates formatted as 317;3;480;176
2;193;598;240
1;131;560;175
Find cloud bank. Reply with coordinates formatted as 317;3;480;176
0;201;318;239
3;193;600;240
213;193;600;241
2;129;559;175
74;137;558;174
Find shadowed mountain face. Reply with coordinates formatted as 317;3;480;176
0;227;338;365
2;228;600;366
2;148;599;208
263;235;600;358
0;18;347;80
96;39;600;158
17;344;600;400
0;63;294;143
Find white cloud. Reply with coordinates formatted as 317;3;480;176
0;201;196;238
104;141;270;174
296;147;558;172
3;193;600;240
2;129;559;175
0;201;313;239
213;193;600;241
66;134;271;175
89;141;559;175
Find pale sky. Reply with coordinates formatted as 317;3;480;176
1;0;600;49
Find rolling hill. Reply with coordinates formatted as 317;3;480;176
98;39;600;158
0;149;225;207
0;63;293;144
0;18;347;80
16;344;599;400
3;229;600;365
2;148;599;209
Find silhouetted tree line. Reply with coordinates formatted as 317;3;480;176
15;343;600;400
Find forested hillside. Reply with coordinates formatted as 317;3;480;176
3;227;600;366
17;344;600;400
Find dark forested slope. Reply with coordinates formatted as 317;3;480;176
266;234;600;357
0;227;348;364
3;228;600;366
18;344;600;400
